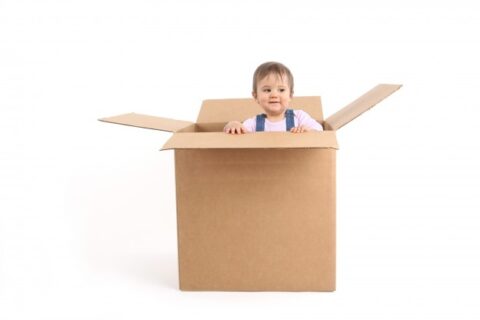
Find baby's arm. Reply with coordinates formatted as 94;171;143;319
224;121;247;134
290;110;323;133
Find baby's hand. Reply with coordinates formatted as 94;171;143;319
290;126;311;133
224;121;247;134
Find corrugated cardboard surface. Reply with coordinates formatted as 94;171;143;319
175;149;336;291
99;113;193;132
98;84;401;292
323;84;402;130
162;131;338;150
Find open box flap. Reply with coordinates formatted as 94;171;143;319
323;84;402;131
197;96;324;124
99;113;193;133
161;131;338;150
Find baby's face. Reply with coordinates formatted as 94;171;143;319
253;73;292;118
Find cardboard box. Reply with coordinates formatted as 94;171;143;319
99;84;401;291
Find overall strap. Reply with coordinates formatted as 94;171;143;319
255;109;295;132
255;114;266;132
285;109;295;131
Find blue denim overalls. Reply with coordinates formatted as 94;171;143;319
255;109;295;132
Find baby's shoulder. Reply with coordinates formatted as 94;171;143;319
293;109;312;118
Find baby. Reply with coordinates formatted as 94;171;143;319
224;61;323;134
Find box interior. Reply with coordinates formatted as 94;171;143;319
189;96;324;132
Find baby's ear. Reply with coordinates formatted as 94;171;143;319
252;91;257;99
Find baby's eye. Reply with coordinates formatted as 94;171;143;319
263;88;271;93
279;88;286;92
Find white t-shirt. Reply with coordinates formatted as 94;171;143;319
242;109;323;132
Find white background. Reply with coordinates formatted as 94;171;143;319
1;0;480;319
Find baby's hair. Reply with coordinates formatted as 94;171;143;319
252;61;294;96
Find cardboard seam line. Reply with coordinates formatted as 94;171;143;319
160;146;339;151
